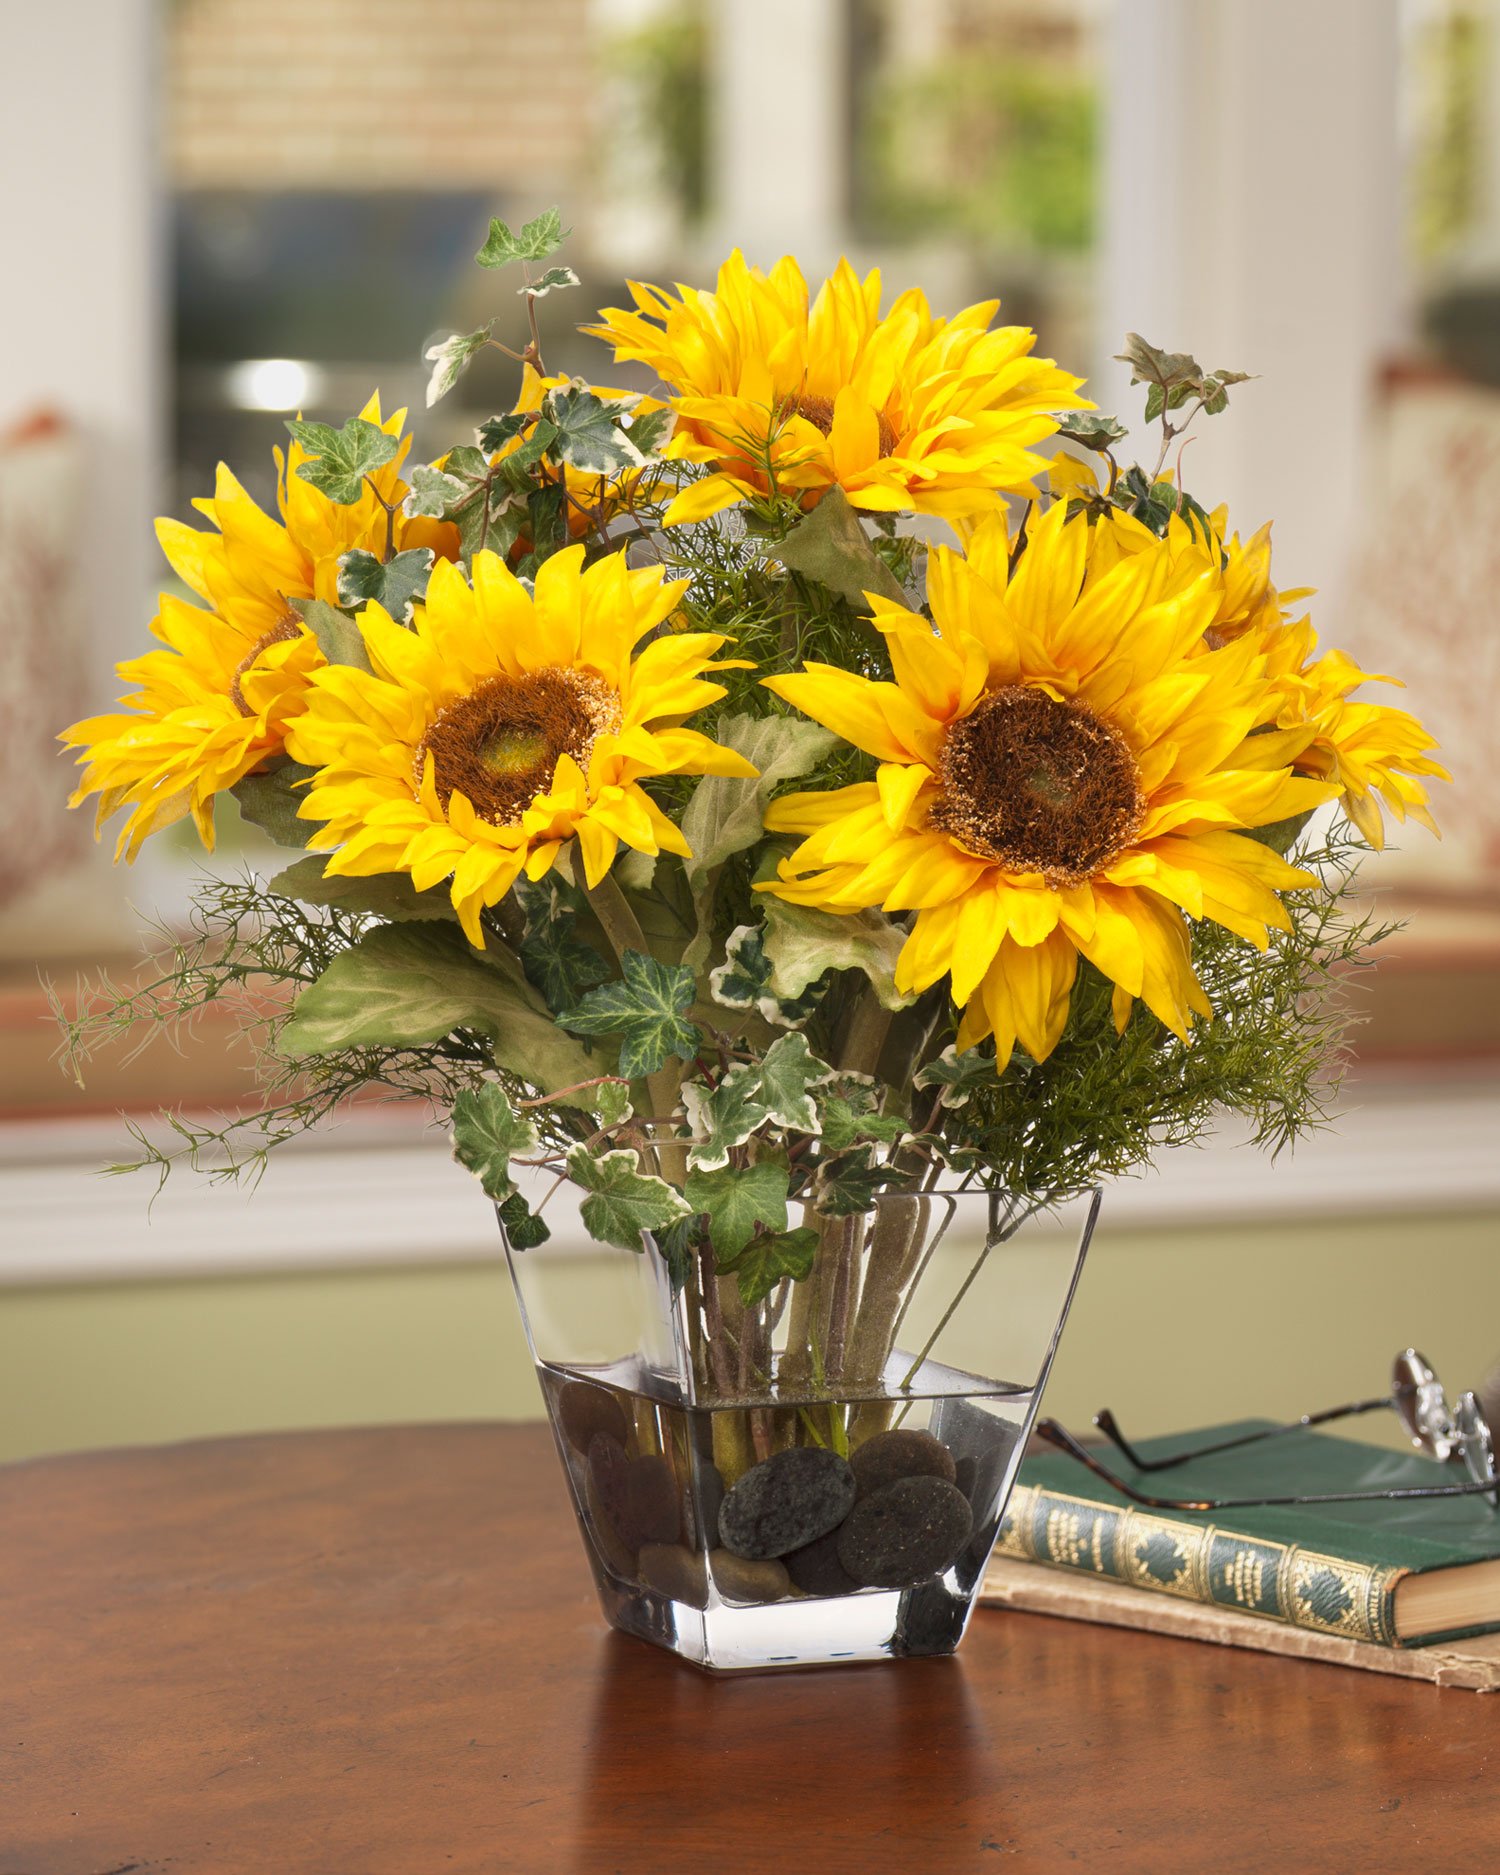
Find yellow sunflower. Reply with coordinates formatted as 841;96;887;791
586;251;1091;528
286;545;756;945
62;395;459;858
758;503;1337;1064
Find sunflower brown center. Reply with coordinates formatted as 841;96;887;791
930;686;1146;886
415;667;622;825
229;615;304;717
782;394;898;458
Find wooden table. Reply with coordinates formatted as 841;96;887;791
1;1424;1495;1874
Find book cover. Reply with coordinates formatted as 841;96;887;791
996;1419;1500;1647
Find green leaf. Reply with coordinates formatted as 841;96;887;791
286;417;399;505
279;922;599;1094
817;1095;907;1152
1246;809;1316;857
230;761;319;849
1055;414;1127;452
521;266;579;297
812;1143;901;1217
541;382;649;477
761;900;912;1011
450;1082;540;1201
514;874;611;1016
591;1081;634;1129
497;1190;551;1250
714;1225;819;1307
1113;333;1202;391
624;405;675;459
335;547;434;623
268;854;459;924
708;924;827;1029
680;714;841;915
288;597;374;673
773;486;908;610
755;1032;834;1133
653;1214;701;1296
913;1043;1001;1111
522;481;567;564
476;207;569;268
683;1162;790;1256
424;324;494;408
402;463;469;519
681;1065;770;1171
476;413;530;454
566;1144;690;1253
560;950;701;1081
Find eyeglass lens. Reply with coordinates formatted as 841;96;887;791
1457;1391;1500;1509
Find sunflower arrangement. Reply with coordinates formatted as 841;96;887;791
61;214;1443;1392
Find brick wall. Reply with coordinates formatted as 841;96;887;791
168;0;593;191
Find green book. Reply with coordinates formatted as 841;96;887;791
997;1419;1500;1648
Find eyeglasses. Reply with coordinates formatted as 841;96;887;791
1034;1349;1500;1514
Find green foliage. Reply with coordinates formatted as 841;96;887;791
450;1082;539;1200
755;1032;832;1132
541;382;653;477
812;1142;904;1217
497;1190;551;1249
682;1065;769;1171
290;597;375;672
1114;334;1253;426
914;1044;1001;1111
269;855;458;924
561;950;701;1080
424;325;496;408
1056;414;1128;454
567;1145;690;1252
715;1225;819;1307
286;417;399;505
476;207;569;268
683;1162;790;1255
773;488;908;610
336;547;433;622
817;1095;907;1152
761;900;911;1011
708;923;826;1029
230;761;318;849
514;875;611;1016
522;266;579;297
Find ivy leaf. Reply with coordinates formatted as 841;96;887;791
1055;414;1128;452
335;547;434;623
541;382;649;477
653;1214;701;1296
278;922;599;1094
914;1044;1001;1111
756;1032;834;1133
476;413;530;454
591;1080;634;1129
286;417;399;505
708;924;827;1030
403;463;469;519
762;899;912;1011
476;207;569;268
560;950;701;1080
566;1144;690;1253
497;1190;551;1250
424;324;494;407
816;1095;908;1153
774;486;908;610
813;1143;902;1217
513;874;611;1015
269;854;459;924
288;597;374;673
715;1225;819;1307
521;481;568;567
681;1066;770;1171
624;404;675;459
520;266;579;297
230;760;319;849
1114;334;1202;394
450;1082;540;1201
683;1162;790;1256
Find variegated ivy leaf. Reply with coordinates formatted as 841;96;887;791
682;1162;789;1256
402;463;469;519
497;1190;551;1249
425;324;495;407
450;1082;539;1201
566;1144;690;1254
817;1095;909;1154
514;874;610;1017
336;547;434;623
476;207;569;268
476;412;529;454
708;924;826;1030
755;1032;834;1133
560;951;701;1081
591;1080;634;1129
541;382;650;478
762;899;912;1012
286;416;399;505
623;404;674;459
520;266;579;297
682;1066;769;1172
715;1225;819;1307
813;1143;904;1218
914;1043;1002;1111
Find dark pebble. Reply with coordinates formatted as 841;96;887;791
953;1455;978;1502
708;1549;790;1604
784;1527;861;1598
582;1469;638;1576
638;1542;708;1609
558;1379;629;1454
625;1454;681;1544
717;1446;857;1560
837;1475;974;1589
850;1428;957;1499
684;1462;725;1550
587;1432;643;1550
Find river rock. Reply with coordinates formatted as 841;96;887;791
587;1432;643;1550
582;1468;638;1576
717;1447;857;1560
850;1428;957;1498
783;1528;860;1598
638;1541;709;1609
625;1453;681;1544
837;1475;974;1588
709;1549;790;1604
558;1379;629;1455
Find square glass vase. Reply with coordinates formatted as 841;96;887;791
500;1186;1099;1672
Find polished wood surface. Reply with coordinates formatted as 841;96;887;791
2;1422;1496;1874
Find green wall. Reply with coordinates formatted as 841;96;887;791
2;1210;1497;1466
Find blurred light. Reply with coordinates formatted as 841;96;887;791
225;359;321;411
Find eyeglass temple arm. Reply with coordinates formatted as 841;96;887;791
1032;1418;1499;1512
1092;1396;1394;1473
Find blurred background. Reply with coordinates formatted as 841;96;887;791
0;0;1496;1465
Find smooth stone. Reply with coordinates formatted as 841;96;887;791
587;1432;644;1550
850;1428;957;1499
638;1541;709;1610
783;1527;861;1599
708;1548;790;1605
837;1475;974;1589
625;1454;681;1545
582;1469;638;1577
717;1446;857;1561
953;1455;978;1503
558;1379;629;1455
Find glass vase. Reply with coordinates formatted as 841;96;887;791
499;1185;1099;1673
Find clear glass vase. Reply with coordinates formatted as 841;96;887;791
499;1185;1099;1672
